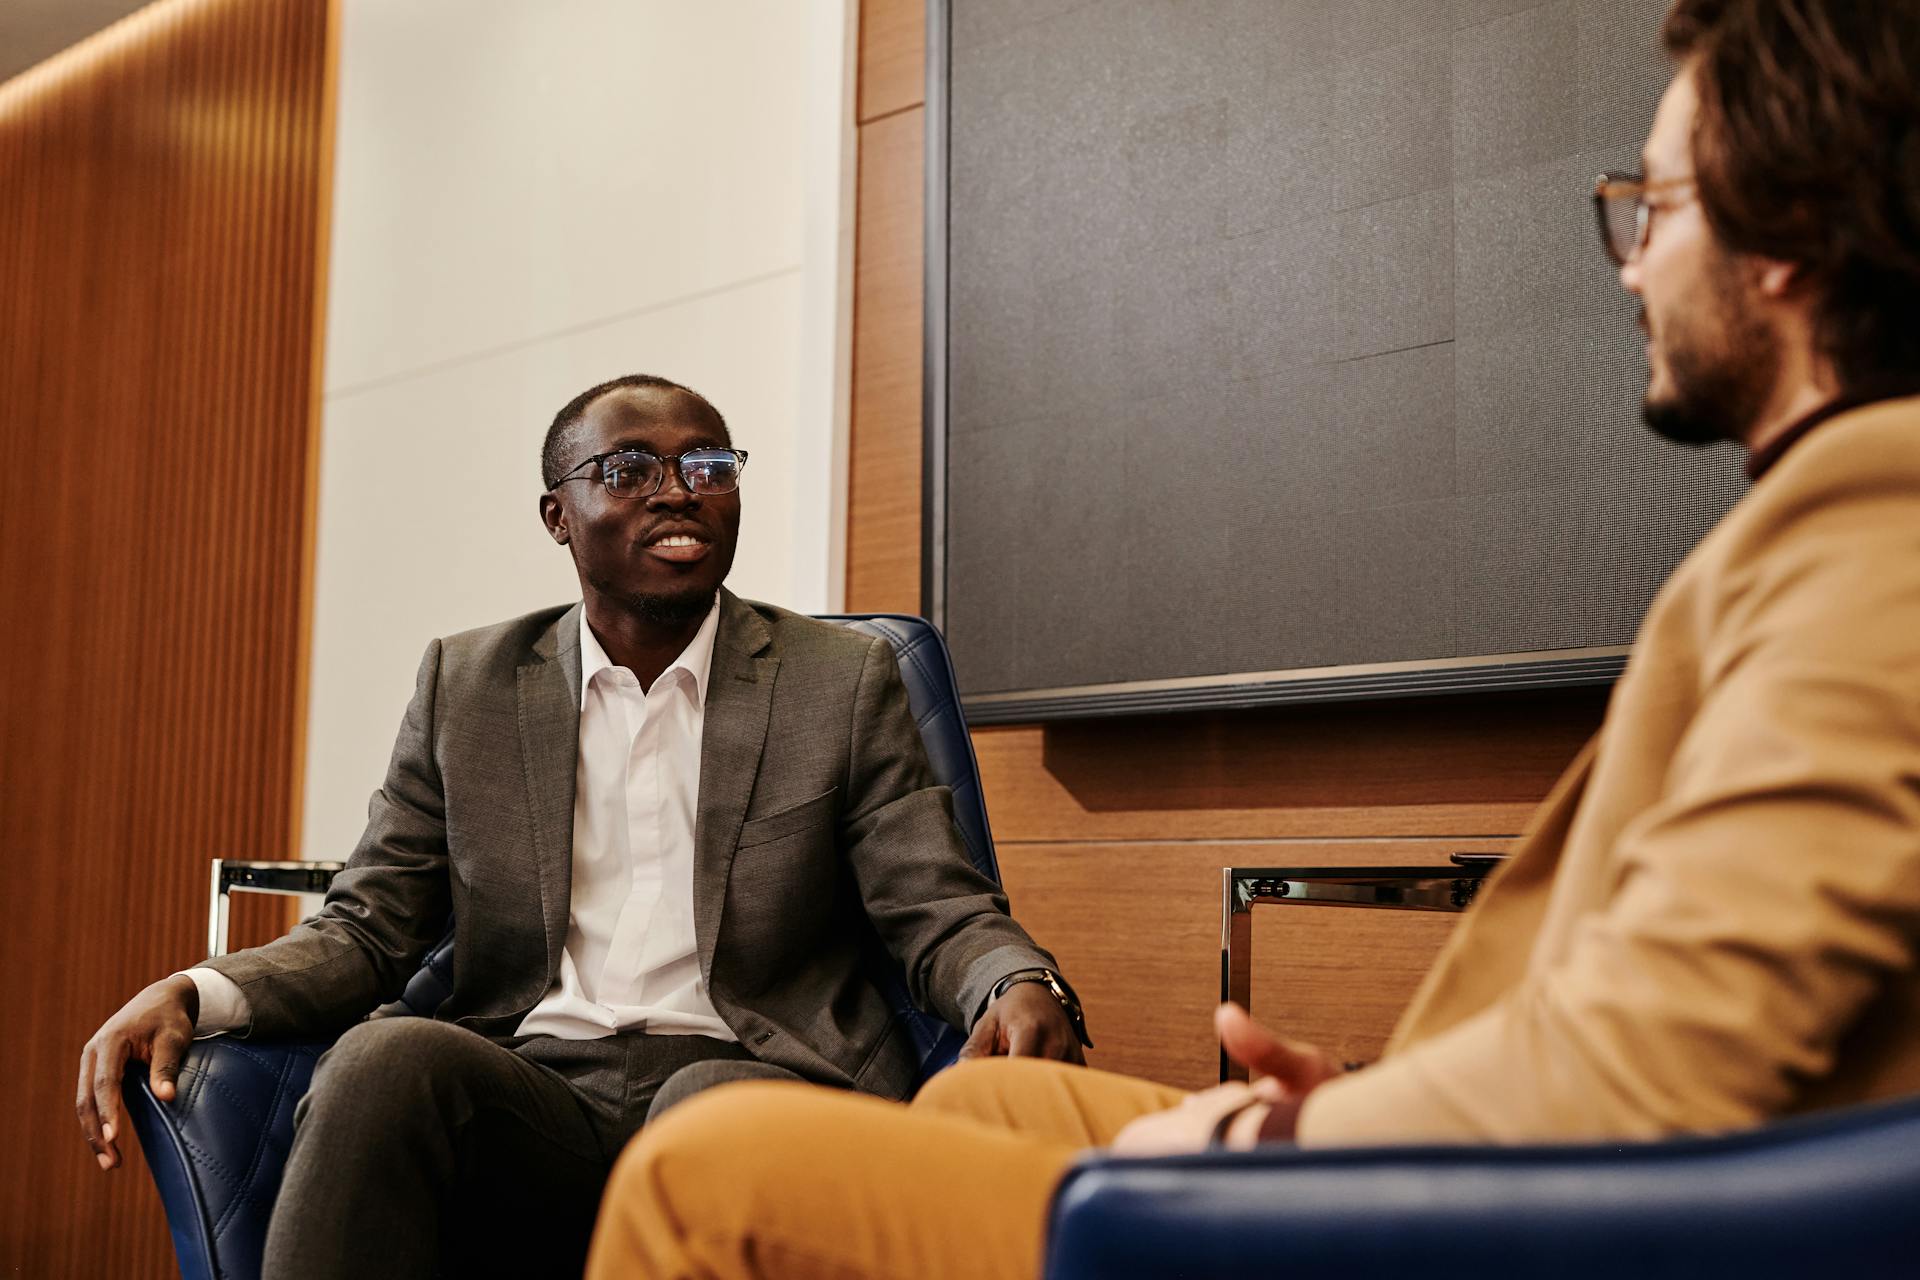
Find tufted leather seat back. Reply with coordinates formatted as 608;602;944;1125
821;614;998;1077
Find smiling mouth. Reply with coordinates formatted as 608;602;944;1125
644;533;712;564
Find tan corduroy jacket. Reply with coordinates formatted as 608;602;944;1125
1299;395;1920;1145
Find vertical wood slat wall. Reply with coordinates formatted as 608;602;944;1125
845;0;1607;1091
0;0;336;1273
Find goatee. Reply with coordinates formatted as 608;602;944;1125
1638;293;1779;449
1642;393;1738;447
630;588;717;627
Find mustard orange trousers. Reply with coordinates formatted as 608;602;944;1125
583;1057;1187;1280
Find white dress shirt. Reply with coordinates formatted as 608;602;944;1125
186;600;733;1042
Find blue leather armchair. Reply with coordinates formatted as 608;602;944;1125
124;614;999;1280
1044;1093;1920;1278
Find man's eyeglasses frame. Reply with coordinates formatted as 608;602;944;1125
1592;172;1697;267
547;448;750;500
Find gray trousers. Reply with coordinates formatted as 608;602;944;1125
261;1018;801;1280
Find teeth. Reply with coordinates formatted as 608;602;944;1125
655;535;703;548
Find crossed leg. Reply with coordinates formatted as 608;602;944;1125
585;1057;1188;1280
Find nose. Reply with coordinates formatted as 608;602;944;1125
1618;253;1643;296
646;461;699;510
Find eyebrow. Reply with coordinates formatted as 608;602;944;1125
605;436;726;454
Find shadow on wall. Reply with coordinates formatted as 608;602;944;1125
1036;687;1609;814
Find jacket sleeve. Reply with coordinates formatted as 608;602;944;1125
838;635;1060;1031
1300;466;1920;1145
195;640;455;1039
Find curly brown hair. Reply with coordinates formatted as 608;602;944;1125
1662;0;1920;398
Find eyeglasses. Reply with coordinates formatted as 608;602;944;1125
1592;172;1697;266
548;448;749;499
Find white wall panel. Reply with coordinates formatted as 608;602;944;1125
304;1;853;861
324;1;811;394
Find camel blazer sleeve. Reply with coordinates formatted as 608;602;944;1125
1300;406;1920;1145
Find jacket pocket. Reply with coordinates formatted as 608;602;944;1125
734;785;838;850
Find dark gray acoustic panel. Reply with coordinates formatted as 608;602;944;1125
932;0;1748;721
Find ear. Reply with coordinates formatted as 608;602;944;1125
539;492;569;545
1754;256;1803;299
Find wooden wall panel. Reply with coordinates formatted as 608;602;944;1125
978;690;1607;842
0;0;336;1274
999;839;1512;1091
844;8;1609;1091
846;106;925;614
857;0;925;124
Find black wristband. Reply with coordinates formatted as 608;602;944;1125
987;968;1093;1048
1208;1097;1265;1149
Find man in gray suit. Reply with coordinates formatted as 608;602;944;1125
76;374;1086;1278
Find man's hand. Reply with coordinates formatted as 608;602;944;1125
77;974;199;1171
1110;1082;1264;1156
1109;1003;1343;1155
1214;1000;1343;1144
957;981;1086;1064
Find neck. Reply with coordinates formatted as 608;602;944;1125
582;594;711;690
1742;331;1841;456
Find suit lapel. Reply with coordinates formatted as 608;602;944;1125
516;603;584;985
692;591;777;985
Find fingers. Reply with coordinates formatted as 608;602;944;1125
956;1010;998;1061
1047;1014;1086;1065
93;1036;131;1169
151;1028;190;1103
1005;1017;1037;1059
76;1044;110;1170
1015;1013;1085;1064
1215;1002;1331;1091
1215;1001;1287;1075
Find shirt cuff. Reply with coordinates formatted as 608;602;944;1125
175;967;249;1039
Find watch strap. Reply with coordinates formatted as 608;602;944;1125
988;968;1093;1048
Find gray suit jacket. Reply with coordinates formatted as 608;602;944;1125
203;591;1056;1100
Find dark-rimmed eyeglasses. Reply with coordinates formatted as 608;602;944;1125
548;448;749;499
1592;172;1698;266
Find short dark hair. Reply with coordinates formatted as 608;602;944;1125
1662;0;1920;398
540;374;730;488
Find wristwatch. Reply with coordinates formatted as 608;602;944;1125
985;967;1093;1048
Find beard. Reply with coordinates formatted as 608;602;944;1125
583;564;721;628
1640;253;1781;448
624;584;718;627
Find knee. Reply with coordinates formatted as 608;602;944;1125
912;1055;1036;1116
595;1085;794;1275
648;1060;799;1123
638;1081;797;1155
306;1019;476;1120
611;1083;796;1211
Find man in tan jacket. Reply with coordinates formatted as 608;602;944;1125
584;1;1920;1275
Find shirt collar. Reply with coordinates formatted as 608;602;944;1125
1744;398;1863;482
1744;388;1920;481
577;597;722;711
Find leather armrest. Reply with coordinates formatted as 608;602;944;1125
1043;1096;1920;1279
124;1038;330;1280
